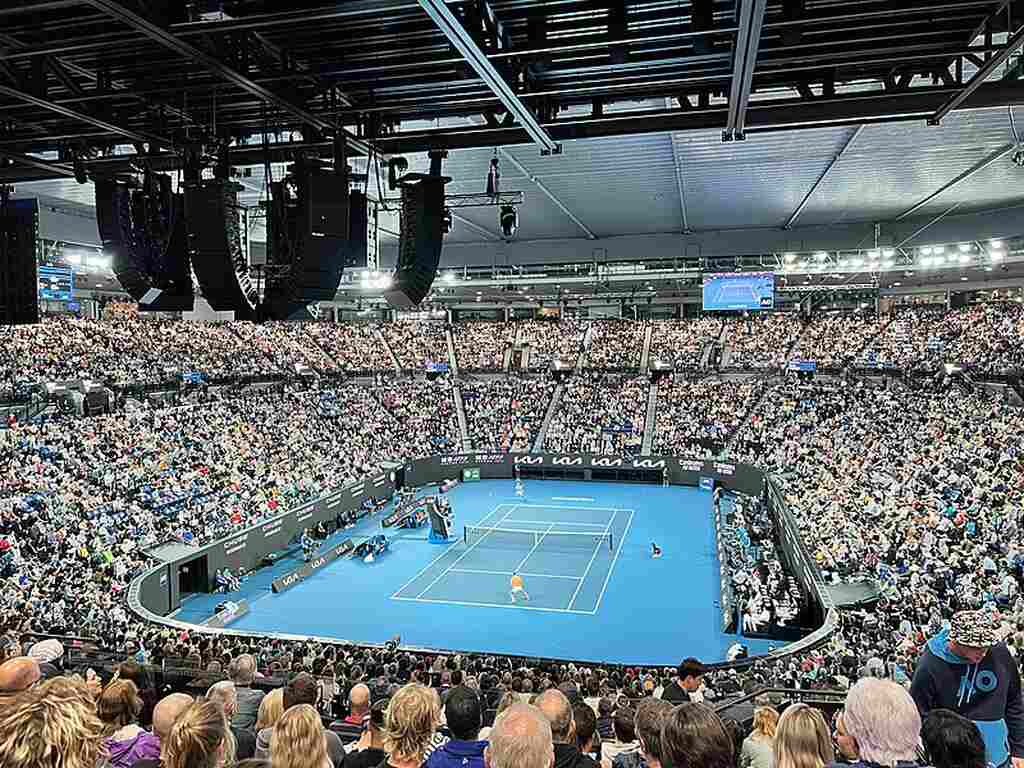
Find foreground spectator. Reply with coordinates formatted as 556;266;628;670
602;707;638;768
0;656;41;704
272;704;333;768
256;688;285;733
229;654;265;731
922;710;987;768
740;706;777;768
835;679;926;768
347;699;389;768
163;698;230;768
631;698;673;768
0;676;105;768
425;686;487;768
257;673;345;766
911;610;1024;768
537;689;599;768
660;703;734;768
573;701;601;763
486;703;556;768
99;679;161;768
133;693;195;768
774;704;833;768
660;659;706;704
383;682;442;768
208;680;257;760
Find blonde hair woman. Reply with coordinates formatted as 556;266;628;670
383;683;442;768
257;688;285;731
741;706;779;768
773;704;834;768
163;698;229;768
0;676;106;768
272;704;332;768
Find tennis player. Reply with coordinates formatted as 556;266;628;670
510;572;530;603
651;542;662;559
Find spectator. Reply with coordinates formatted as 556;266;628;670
117;660;159;729
741;706;778;768
346;683;372;726
426;686;487;768
831;710;858;764
659;702;734;768
832;679;926;768
628;698;673;768
602;707;638;768
597;698;616;741
485;703;555;768
574;702;601;763
207;680;257;760
346;699;389;768
773;704;833;768
536;689;600;768
911;610;1024;768
0;675;105;768
163;698;229;768
921;710;987;768
273;704;333;768
257;688;285;732
258;673;345;767
132;693;195;768
99;679;161;768
660;659;706;704
229;654;265;731
383;683;442;768
0;656;41;704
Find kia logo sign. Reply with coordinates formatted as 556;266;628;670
552;457;583;466
632;459;665;469
514;456;543;465
590;458;623;468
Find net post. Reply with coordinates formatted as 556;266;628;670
607;534;614;552
463;525;468;544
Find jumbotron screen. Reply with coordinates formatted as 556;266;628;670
702;272;775;311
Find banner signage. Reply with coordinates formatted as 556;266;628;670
270;539;354;594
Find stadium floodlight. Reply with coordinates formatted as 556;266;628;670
921;257;933;268
990;239;1004;248
991;250;1005;262
443;271;456;283
882;259;894;268
934;254;946;265
499;205;519;239
958;243;971;253
958;253;971;264
814;251;828;261
921;246;933;256
934;245;945;255
783;252;797;262
867;250;880;259
882;248;895;258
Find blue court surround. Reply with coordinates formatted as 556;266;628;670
177;479;779;665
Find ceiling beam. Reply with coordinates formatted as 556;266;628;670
784;124;864;229
895;142;1017;220
0;82;170;145
497;144;595;239
0;149;76;177
929;22;1024;124
895;201;962;248
80;0;371;155
418;0;560;154
724;0;767;141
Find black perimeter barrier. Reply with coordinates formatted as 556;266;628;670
128;453;837;667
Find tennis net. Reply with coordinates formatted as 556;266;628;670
463;525;613;552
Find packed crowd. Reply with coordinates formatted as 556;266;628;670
452;323;515;372
520;319;587;370
648;318;723;370
545;374;647;456
461;376;557;452
723;315;803;370
791;315;887;370
866;302;1024;374
651;378;760;458
382;321;450;371
583;321;644;370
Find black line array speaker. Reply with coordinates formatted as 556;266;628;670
385;176;449;308
185;180;258;320
0;198;40;326
300;166;350;301
345;189;368;269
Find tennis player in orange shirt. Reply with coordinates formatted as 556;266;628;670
509;572;530;603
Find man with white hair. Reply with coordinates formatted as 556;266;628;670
911;610;1024;768
485;703;555;768
834;678;929;768
207;680;256;760
228;654;264;731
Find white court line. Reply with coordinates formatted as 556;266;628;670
390;503;511;598
392;595;591;615
514;523;555;572
503;519;610;528
413;505;518;599
509;503;629;512
448;568;581;581
566;511;616;611
588;509;635;615
552;496;595;502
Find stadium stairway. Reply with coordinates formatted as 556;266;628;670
721;375;776;457
640;377;659;456
576;326;592;371
376;327;403;372
719;344;733;368
640;323;653;372
445;326;460;378
533;381;565;452
453;385;472;451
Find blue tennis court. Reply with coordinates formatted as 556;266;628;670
178;479;778;665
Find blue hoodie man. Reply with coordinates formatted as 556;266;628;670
911;610;1024;768
425;685;487;768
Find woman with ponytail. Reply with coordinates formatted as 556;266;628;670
163;698;229;768
271;704;333;768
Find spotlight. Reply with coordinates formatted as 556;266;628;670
783;252;797;262
442;207;454;235
499;205;518;239
958;243;971;253
486;156;500;197
1014;146;1024;167
387;157;409;190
